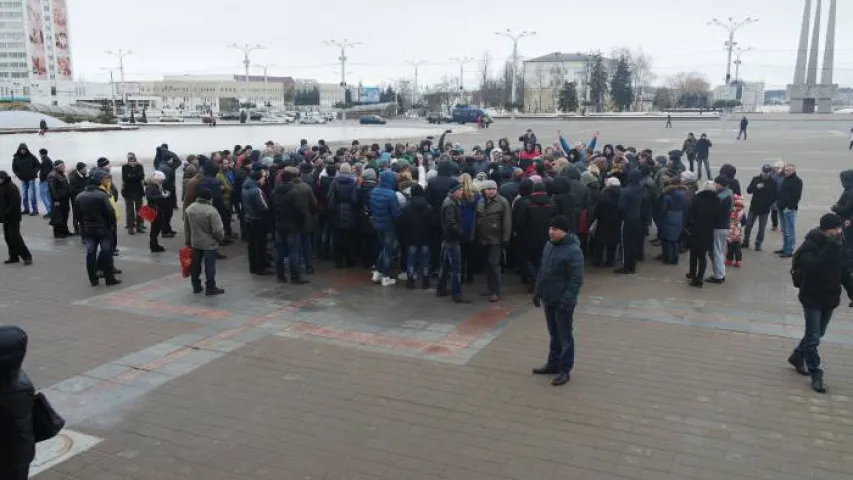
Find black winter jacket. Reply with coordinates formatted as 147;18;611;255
513;192;555;252
11;144;39;182
75;184;116;236
47;169;70;202
592;186;622;245
38;155;53;182
426;162;460;211
746;174;779;214
551;177;578;233
0;179;22;224
121;164;145;199
273;181;312;234
777;173;803;211
399;195;435;246
686;190;721;251
440;195;464;242
797;229;842;310
0;326;35;469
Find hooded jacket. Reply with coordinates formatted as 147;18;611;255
241;178;269;221
565;167;591;222
534;232;584;307
618;170;646;224
513;190;555;252
719;164;741;196
592;185;622;245
328;173;358;230
11;144;39;181
399;193;435;246
425;161;459;211
746;172;779;214
0;325;35;468
369;170;402;232
796;229;842;310
659;185;687;242
832;170;853;220
686;190;721;251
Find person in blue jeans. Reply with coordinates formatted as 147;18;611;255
10;143;39;216
437;185;470;303
369;170;402;286
789;213;843;394
775;164;803;258
271;168;311;285
532;215;585;387
399;184;435;289
37;148;53;217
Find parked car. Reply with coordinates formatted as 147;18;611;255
451;106;493;125
299;116;326;125
219;112;241;121
359;115;387;125
427;112;450;124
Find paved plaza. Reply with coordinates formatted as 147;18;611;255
6;117;853;479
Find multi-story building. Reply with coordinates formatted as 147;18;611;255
522;52;617;113
0;0;74;105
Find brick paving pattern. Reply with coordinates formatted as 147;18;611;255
5;119;853;479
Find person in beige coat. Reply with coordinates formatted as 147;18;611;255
184;188;225;295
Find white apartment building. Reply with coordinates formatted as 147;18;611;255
0;0;74;105
522;52;617;113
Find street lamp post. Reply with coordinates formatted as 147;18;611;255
106;49;133;112
450;56;474;101
708;17;758;84
253;63;278;109
325;39;360;120
406;60;427;109
494;29;536;119
229;43;264;113
732;46;752;84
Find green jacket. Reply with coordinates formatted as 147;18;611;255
476;195;512;246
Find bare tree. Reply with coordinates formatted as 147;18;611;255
479;51;492;93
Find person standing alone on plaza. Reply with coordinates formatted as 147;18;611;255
788;213;844;394
532;215;584;387
121;153;145;235
0;172;32;266
184;188;225;296
776;164;803;258
11;144;39;216
694;134;713;181
737;116;749;140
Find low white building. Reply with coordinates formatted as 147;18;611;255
713;81;765;112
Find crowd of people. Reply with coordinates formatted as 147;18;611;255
0;123;848;395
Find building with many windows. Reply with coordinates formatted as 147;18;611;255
522;52;617;113
0;0;74;105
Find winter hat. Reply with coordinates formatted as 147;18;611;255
713;176;729;188
96;157;110;168
362;168;377;181
605;177;621;187
53;160;64;167
820;213;843;230
197;188;213;201
761;164;772;173
680;171;697;183
549;215;572;233
152;171;166;181
449;184;463;195
580;170;597;186
339;163;352;174
75;162;86;171
481;180;498;190
39;148;48;155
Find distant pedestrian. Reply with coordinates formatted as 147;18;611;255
848;127;852;150
789;213;844;394
665;114;672;128
694;133;713;181
0;171;32;266
184;188;225;295
737;116;749;140
532;215;584;387
39;118;47;135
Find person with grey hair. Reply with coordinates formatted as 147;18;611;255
475;179;512;302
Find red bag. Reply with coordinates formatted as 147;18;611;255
179;247;193;278
138;205;157;223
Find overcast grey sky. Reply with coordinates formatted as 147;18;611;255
69;0;851;90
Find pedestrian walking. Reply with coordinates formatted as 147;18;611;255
665;114;672;128
789;213;844;394
0;172;32;265
0;325;36;480
694;134;713;181
532;215;584;387
184;188;225;295
737;116;749;140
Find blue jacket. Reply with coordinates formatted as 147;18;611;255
659;185;687;242
559;135;597;168
369;170;401;232
241;178;268;221
535;233;584;307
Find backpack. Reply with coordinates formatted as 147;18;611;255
790;246;804;288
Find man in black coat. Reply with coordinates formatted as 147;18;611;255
37;148;53;218
272;169;310;284
47;161;72;238
67;162;88;236
532;215;584;387
10;143;39;215
742;164;778;251
399;184;435;289
831;169;853;306
789;213;844;394
776;164;803;258
75;171;121;286
513;182;556;290
121;153;145;234
0;172;32;265
0;325;35;479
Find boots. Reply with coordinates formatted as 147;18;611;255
810;372;827;394
421;276;430;290
787;352;809;376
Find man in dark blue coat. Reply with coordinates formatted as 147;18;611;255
532;215;584;386
616;169;646;274
0;325;35;479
